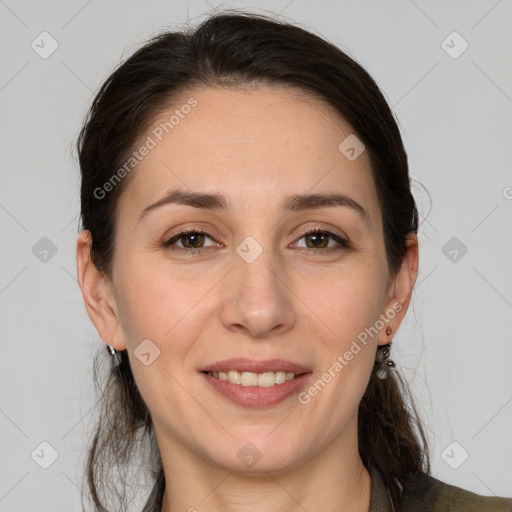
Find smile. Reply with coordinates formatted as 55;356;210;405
204;370;297;387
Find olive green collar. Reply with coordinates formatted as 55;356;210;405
369;465;395;512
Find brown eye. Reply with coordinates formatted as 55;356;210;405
177;231;205;249
304;231;329;249
163;228;219;253
294;229;349;253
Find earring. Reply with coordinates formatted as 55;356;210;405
375;326;395;379
107;344;121;367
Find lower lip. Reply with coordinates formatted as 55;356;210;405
201;372;312;408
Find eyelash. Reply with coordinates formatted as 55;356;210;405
162;227;350;255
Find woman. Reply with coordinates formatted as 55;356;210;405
75;10;512;512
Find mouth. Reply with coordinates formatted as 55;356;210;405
199;358;312;408
202;369;301;388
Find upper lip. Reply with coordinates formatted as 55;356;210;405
200;358;311;375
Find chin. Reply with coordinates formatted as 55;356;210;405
204;438;308;475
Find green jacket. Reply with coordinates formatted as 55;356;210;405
370;465;512;511
142;466;512;511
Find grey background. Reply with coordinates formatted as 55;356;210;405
1;0;511;510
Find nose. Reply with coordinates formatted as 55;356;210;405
219;243;297;339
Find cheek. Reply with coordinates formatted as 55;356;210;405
303;258;388;343
112;259;199;419
303;261;387;403
114;248;198;340
113;251;218;384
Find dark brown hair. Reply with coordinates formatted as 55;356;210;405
77;10;429;512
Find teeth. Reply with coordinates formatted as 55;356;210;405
227;370;241;384
206;370;297;387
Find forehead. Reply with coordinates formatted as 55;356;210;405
117;85;380;224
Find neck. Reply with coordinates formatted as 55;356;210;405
158;425;371;512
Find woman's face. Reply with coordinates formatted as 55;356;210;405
79;85;416;474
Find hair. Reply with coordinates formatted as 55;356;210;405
77;9;430;512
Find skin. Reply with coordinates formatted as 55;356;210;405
77;85;418;512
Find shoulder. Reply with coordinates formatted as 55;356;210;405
400;471;512;511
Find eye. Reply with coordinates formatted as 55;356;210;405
162;227;350;255
293;228;350;254
163;228;220;254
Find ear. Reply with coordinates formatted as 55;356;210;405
76;230;127;351
377;233;418;346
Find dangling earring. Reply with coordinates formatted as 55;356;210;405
375;326;395;379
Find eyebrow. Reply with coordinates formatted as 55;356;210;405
138;189;371;227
